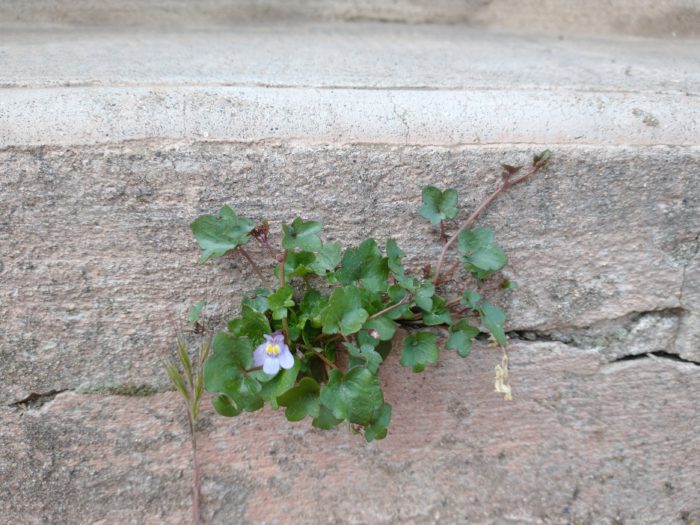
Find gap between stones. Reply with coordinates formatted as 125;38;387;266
609;351;700;367
8;309;698;410
505;307;700;366
8;384;173;411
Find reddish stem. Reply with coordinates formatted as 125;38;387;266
237;246;265;282
279;250;289;341
432;161;545;285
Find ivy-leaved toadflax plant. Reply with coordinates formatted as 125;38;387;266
190;150;551;442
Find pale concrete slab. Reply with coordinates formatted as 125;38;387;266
1;26;698;91
1;26;698;148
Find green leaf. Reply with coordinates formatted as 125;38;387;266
188;300;205;323
320;367;385;426
298;290;328;329
203;334;263;413
204;333;253;390
421;295;452;326
464;265;494;282
364;316;397;341
364;403;392;442
387;285;415;320
457;227;507;272
228;305;271;345
418;186;459;226
312;404;343;430
533;149;551;167
283;251;316;278
282;217;323;252
191;205;255;263
309;242;342;275
415;282;435;312
500;163;523;176
386;239;414;288
228;375;264;412
446;319;479;357
502;279;518;290
268;285;295;320
277;377;321;421
336;239;389;293
400;332;439;372
344;342;383;374
461;290;481;310
212;394;241;417
320;286;369;336
259;359;300;409
386;239;405;274
241;289;270;314
480;301;507;346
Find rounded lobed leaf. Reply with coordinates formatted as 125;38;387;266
276;377;321;421
400;332;439;373
418;186;459;226
191;205;255;263
320;367;384;426
282;217;323;252
458;227;507;272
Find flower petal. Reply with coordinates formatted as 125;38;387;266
253;343;268;367
272;333;285;346
278;348;294;370
263;356;281;376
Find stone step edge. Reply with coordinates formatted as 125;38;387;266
1;86;697;148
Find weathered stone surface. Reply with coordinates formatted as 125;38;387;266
1;19;699;525
2;342;699;524
1;144;698;406
1;0;699;37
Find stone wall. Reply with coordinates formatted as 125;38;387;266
1;14;699;525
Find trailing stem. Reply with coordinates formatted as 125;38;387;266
279;250;289;340
432;158;548;285
237;246;265;282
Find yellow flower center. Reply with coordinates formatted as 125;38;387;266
266;344;280;356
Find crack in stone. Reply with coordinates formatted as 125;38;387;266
507;308;683;346
505;308;700;365
9;390;66;410
388;91;410;145
610;351;700;367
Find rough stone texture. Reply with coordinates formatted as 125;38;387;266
2;342;699;525
1;143;699;404
1;0;699;37
2;20;700;525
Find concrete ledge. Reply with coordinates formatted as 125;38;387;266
3;86;698;147
1;26;699;148
1;0;699;37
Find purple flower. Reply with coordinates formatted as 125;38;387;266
254;332;294;376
